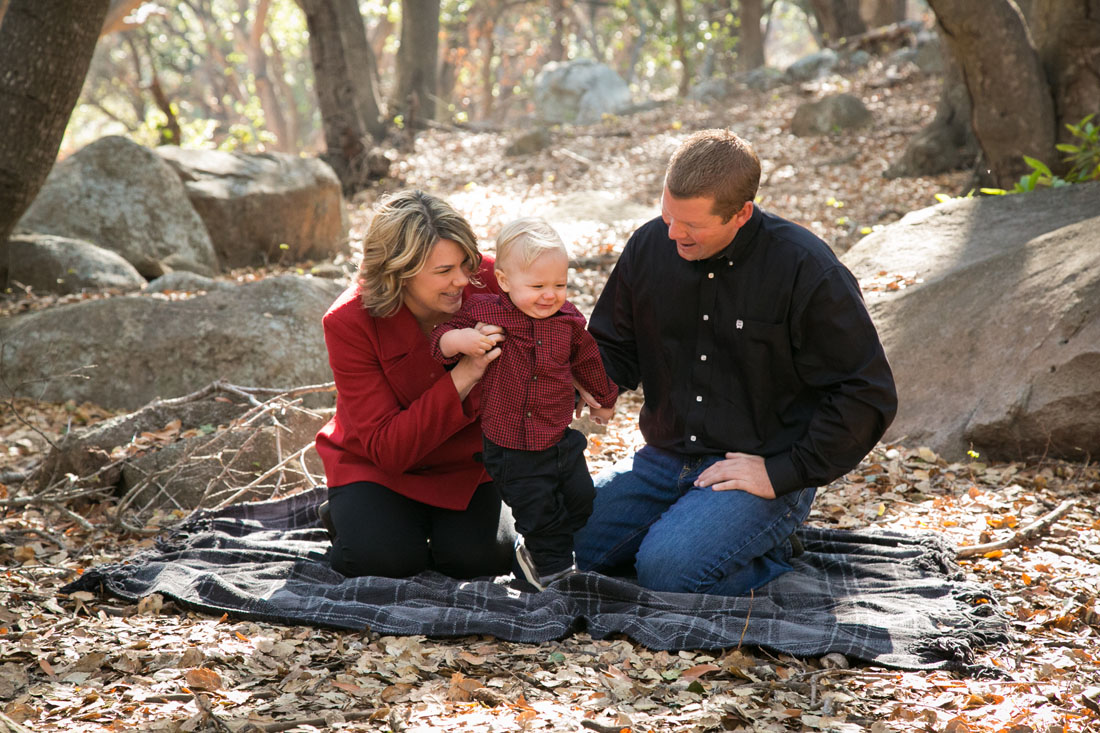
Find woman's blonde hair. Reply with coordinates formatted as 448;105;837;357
495;217;568;272
357;190;482;317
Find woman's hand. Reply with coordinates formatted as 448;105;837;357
449;344;502;400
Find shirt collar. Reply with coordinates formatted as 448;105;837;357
714;203;764;267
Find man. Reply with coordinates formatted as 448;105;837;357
574;129;897;595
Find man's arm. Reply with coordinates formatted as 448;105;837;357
588;245;642;391
697;266;897;498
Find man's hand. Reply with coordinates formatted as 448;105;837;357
589;404;614;426
694;453;776;499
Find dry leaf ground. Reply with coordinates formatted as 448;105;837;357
2;60;1100;732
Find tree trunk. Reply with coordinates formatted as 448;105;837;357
673;0;691;96
396;0;440;126
549;0;567;63
1031;0;1100;149
926;0;1056;188
860;0;905;29
232;0;291;152
808;0;866;44
0;0;110;248
885;51;978;179
100;0;144;35
298;0;386;192
739;0;766;70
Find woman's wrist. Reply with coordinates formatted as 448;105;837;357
449;360;478;401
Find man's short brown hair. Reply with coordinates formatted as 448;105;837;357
665;129;761;222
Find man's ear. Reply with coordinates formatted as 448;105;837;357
735;200;754;226
496;267;511;293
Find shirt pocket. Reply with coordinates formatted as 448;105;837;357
730;318;799;422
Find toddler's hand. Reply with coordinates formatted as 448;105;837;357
453;327;498;355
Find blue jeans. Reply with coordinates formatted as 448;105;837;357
574;445;816;595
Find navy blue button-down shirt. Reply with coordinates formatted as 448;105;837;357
589;206;897;496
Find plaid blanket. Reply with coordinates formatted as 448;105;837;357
63;487;1009;672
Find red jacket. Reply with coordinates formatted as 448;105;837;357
315;259;501;510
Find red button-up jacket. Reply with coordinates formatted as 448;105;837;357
314;260;500;510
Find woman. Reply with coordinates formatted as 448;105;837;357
315;189;515;578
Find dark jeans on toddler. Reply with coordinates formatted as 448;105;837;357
482;428;594;576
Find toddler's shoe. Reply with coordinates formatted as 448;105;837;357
514;537;577;591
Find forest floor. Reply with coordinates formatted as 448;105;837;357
2;61;1100;732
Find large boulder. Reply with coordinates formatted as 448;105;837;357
1;233;146;294
842;183;1100;461
791;93;872;136
16;136;219;279
0;275;344;410
784;49;839;83
533;59;632;125
155;147;347;270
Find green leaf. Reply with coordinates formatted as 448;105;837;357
1023;156;1052;177
686;680;706;694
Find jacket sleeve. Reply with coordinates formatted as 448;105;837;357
764;266;898;495
323;308;479;476
588;243;642;391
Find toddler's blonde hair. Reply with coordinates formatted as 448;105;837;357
495;217;569;271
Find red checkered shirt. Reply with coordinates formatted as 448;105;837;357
430;293;618;451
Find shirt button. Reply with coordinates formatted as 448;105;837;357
703;315;710;321
700;354;707;361
696;395;702;402
536;339;542;345
708;272;715;279
690;435;697;442
532;375;537;381
526;411;532;417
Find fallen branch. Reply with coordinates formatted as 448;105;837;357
957;499;1077;558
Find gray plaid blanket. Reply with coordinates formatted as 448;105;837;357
63;487;1009;672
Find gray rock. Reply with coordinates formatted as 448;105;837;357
533;59;632;125
3;233;146;294
504;128;553;157
791;93;872;136
155;147;347;270
120;405;330;511
845;49;872;69
913;31;945;74
784;49;839;83
145;271;235;294
687;77;731;103
739;67;785;91
37;398;251;487
0;275;344;410
16;136;218;279
842;182;1100;461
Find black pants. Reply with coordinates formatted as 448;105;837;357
482;428;594;575
326;480;515;579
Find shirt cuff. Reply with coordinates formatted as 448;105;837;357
764;453;803;497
